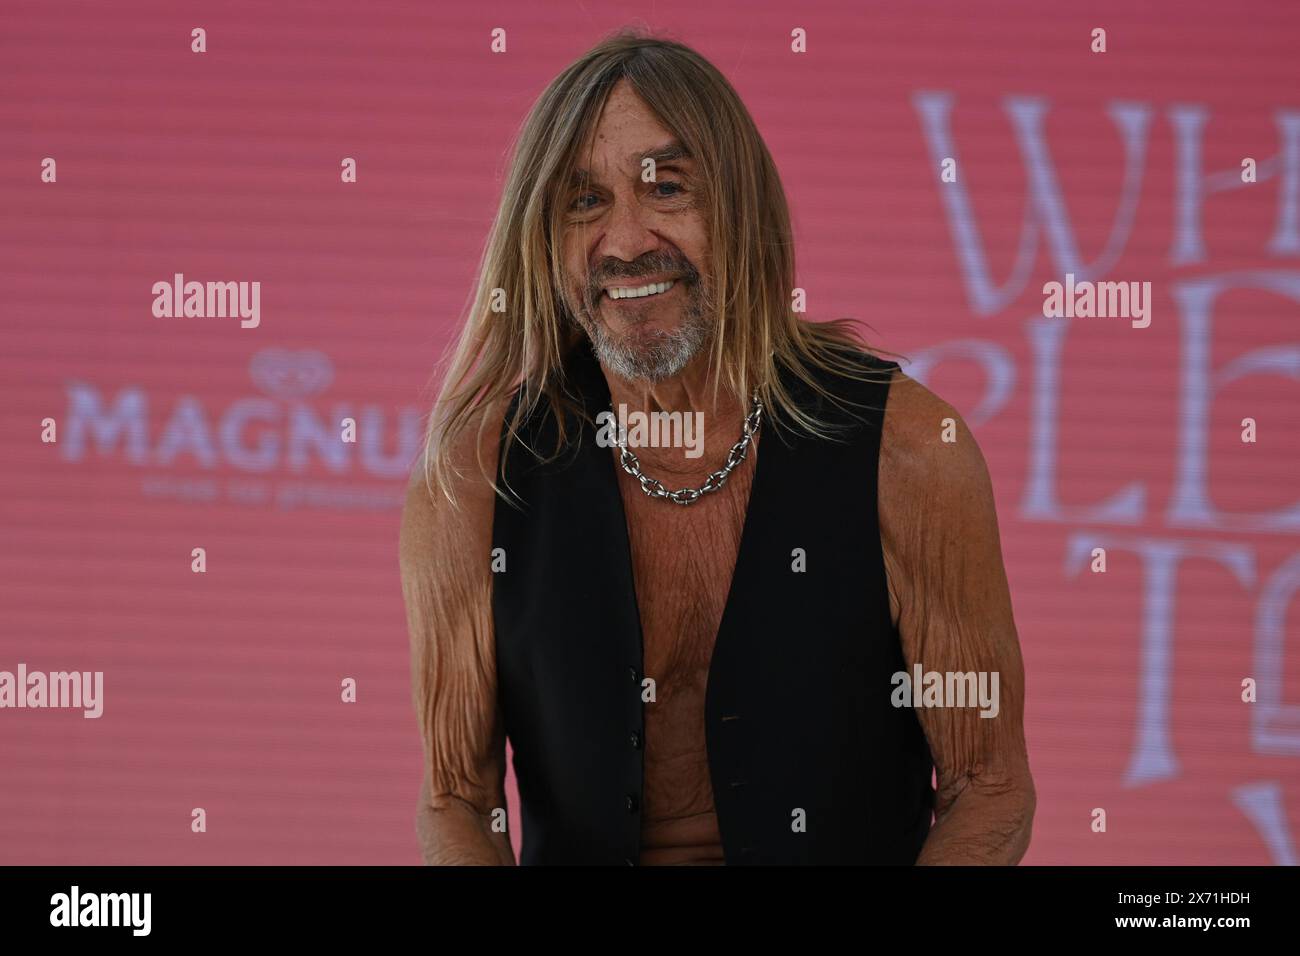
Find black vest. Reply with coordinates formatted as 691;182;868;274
492;344;935;865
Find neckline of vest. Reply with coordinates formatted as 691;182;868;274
557;341;792;658
561;342;796;864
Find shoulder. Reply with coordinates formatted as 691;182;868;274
879;368;997;529
877;369;1012;634
399;396;511;583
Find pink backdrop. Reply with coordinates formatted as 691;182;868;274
2;0;1297;864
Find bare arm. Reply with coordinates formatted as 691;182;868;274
400;404;515;866
879;371;1036;865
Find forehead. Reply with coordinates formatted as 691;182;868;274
575;79;681;172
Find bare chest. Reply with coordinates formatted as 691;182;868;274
613;448;756;863
620;487;749;683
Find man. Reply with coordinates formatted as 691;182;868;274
400;31;1035;865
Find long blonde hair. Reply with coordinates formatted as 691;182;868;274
423;29;895;503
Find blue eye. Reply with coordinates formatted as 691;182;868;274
654;181;683;197
571;192;600;211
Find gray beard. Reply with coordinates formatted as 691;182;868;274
573;280;715;384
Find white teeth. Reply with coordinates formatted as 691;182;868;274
607;279;675;300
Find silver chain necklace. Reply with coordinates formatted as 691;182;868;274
610;391;763;506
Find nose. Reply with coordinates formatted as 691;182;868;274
595;193;660;266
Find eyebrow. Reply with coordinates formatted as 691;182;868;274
570;141;693;186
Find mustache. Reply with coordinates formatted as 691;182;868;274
583;251;701;305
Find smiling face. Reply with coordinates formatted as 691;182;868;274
559;79;714;383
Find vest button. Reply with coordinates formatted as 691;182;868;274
626;794;639;812
625;857;636;866
628;665;638;683
630;732;641;749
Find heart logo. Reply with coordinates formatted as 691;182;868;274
248;348;334;398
